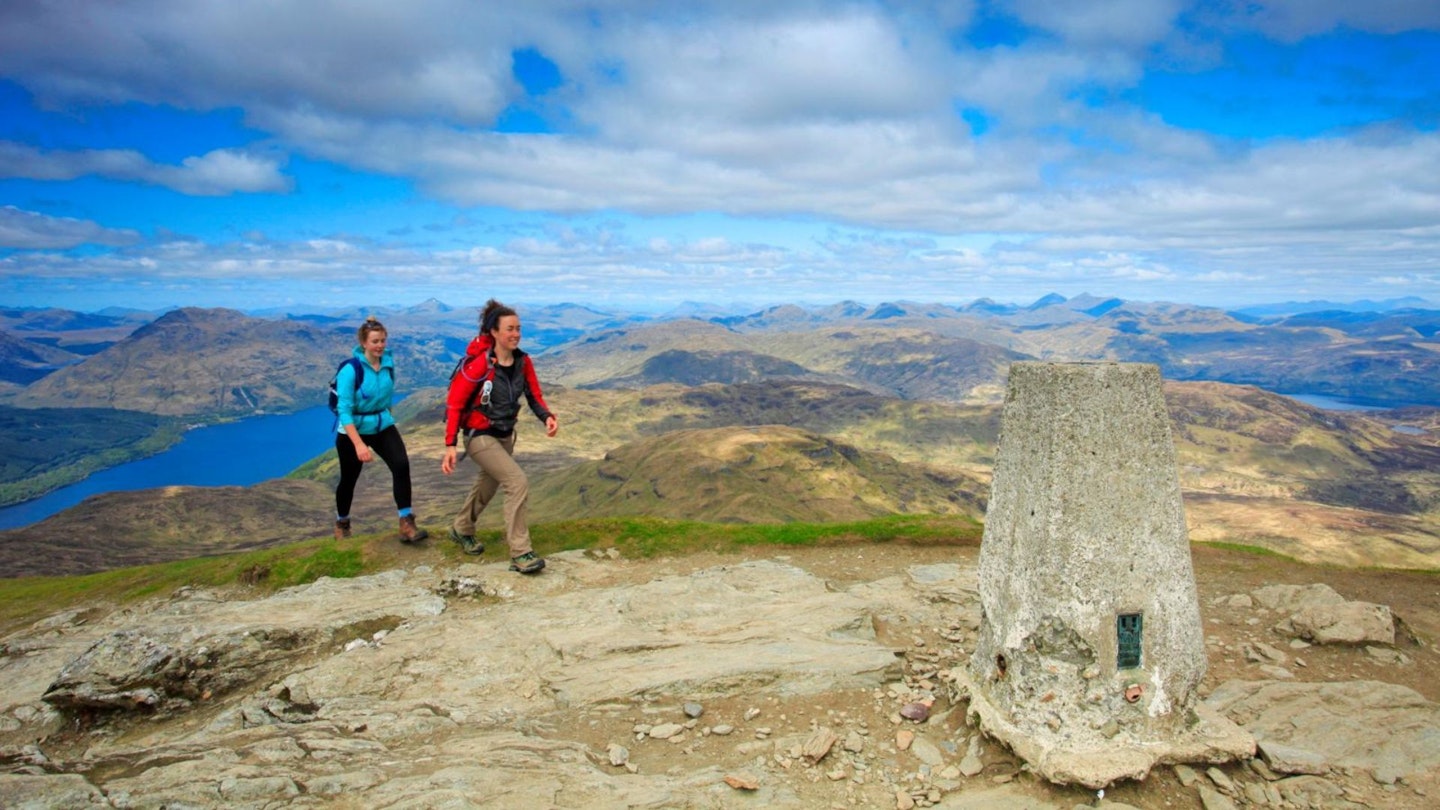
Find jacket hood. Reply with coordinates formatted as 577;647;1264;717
352;345;395;369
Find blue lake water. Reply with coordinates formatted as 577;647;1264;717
0;406;339;530
1283;392;1431;435
1285;393;1392;412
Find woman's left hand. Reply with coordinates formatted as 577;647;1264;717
545;415;559;437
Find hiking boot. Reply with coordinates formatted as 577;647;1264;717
509;551;546;575
334;518;351;541
449;527;484;555
398;515;429;544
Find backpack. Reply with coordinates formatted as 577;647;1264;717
328;357;390;416
448;349;497;420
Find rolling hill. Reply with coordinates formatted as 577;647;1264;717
525;424;986;524
9;307;453;417
0;329;81;386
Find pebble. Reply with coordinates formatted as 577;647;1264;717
723;772;759;790
899;702;930;722
1207;766;1236;794
648;722;684;740
682;702;704;718
844;731;865;753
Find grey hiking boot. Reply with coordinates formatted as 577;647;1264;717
449;527;484;555
509;551;546;575
398;515;429;544
334;518;351;541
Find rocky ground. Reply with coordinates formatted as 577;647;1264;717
1;541;1438;809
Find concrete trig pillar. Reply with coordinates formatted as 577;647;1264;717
953;362;1253;788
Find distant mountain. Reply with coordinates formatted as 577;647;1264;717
408;297;453;314
817;300;872;320
1064;293;1125;317
542;319;748;387
658;301;747;320
961;298;1020;316
95;305;171;318
543;320;1028;403
12;307;362;416
0;306;132;332
0;330;82;385
589;348;825;389
749;326;1029;403
1231;297;1434;318
0;306;145;355
1271;308;1440;340
863;301;964;321
711;303;818;330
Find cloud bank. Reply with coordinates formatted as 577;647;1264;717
0;0;1437;309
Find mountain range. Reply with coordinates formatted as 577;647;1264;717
8;293;1440;418
1;293;1438;578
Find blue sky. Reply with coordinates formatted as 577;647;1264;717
1;0;1438;313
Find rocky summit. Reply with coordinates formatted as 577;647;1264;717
1;546;1438;809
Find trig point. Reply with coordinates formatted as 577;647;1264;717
954;362;1253;788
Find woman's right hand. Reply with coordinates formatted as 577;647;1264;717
441;446;458;475
354;442;374;463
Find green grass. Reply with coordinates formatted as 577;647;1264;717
1193;540;1297;560
524;513;982;558
0;514;981;633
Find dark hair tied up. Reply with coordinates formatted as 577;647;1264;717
479;299;516;337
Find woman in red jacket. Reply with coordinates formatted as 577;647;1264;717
441;299;558;574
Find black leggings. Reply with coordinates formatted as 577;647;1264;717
335;425;414;517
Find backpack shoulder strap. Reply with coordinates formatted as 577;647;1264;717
346;357;367;392
458;349;495;413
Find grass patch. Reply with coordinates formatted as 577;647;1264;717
526;513;983;559
0;514;982;632
1193;540;1298;561
266;544;366;586
0;535;374;633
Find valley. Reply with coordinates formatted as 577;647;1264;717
0;294;1438;579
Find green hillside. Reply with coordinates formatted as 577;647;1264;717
0;407;184;506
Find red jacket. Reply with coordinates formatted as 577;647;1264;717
444;335;553;446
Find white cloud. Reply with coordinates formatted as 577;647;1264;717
0;1;1438;308
0;206;141;249
0;142;290;196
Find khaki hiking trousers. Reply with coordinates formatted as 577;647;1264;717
453;433;532;556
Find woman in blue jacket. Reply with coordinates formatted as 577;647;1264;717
334;317;427;543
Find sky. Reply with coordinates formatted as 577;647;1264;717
1;0;1438;314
